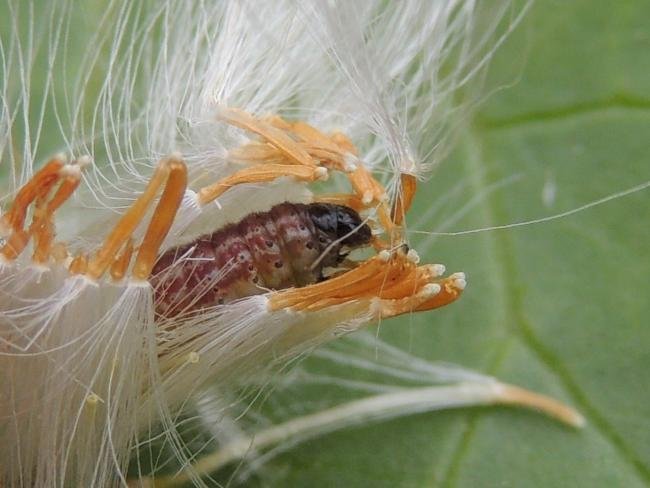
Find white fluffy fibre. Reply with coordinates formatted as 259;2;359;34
0;1;529;486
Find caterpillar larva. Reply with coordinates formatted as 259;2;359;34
151;202;372;317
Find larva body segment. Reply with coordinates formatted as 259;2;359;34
151;202;371;317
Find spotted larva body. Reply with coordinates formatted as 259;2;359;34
151;202;372;317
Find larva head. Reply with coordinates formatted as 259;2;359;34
307;203;372;250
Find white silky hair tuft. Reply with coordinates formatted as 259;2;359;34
0;0;529;486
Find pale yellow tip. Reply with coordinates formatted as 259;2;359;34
497;383;585;429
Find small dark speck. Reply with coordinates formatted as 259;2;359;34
266;240;274;248
306;242;314;250
274;261;283;268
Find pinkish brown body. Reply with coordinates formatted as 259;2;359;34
151;202;371;317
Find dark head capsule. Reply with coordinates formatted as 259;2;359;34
306;203;373;250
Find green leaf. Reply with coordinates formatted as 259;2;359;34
267;2;650;487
